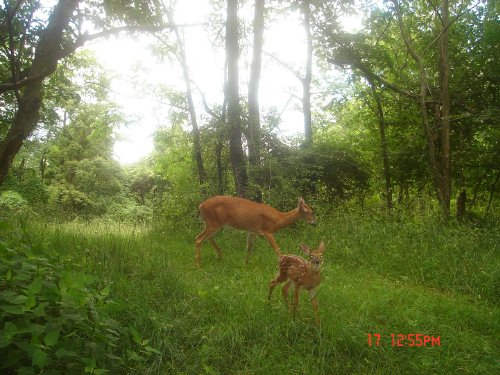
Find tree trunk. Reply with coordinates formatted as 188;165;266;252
17;157;25;181
486;170;499;215
216;98;228;196
40;153;47;180
226;0;248;197
301;0;313;145
248;0;265;202
456;189;466;222
0;0;79;187
369;83;393;210
168;9;206;194
439;0;451;217
392;0;449;217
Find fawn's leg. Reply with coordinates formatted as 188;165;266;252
309;289;320;326
281;281;292;309
269;272;287;299
292;286;300;319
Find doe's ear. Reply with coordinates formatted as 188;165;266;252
299;242;311;256
298;197;305;207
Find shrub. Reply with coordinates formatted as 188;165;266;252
105;199;152;223
0;169;48;206
47;183;99;217
0;190;29;213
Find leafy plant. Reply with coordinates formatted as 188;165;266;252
0;190;29;213
0;170;48;207
0;221;159;374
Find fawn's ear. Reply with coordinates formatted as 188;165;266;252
299;243;311;256
318;241;326;254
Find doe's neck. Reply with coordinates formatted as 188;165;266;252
276;208;300;229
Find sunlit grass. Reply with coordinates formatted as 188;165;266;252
18;214;500;374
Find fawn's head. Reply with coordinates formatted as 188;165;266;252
297;197;316;226
299;241;325;271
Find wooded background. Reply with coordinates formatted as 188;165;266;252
1;0;498;221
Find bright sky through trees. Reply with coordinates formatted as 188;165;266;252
88;1;362;164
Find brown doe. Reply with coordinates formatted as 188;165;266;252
195;196;316;267
268;241;325;325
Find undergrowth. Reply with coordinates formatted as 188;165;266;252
1;212;498;374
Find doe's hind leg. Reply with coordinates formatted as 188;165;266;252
208;237;223;260
195;227;220;267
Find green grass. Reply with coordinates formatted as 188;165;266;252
9;215;500;374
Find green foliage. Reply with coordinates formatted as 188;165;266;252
152;125;203;227
291;143;369;201
124;162;166;206
314;0;500;213
71;158;124;198
105;199;152;223
47;183;98;216
0;191;29;213
102;0;164;26
0;221;160;373
1;169;48;206
39;92;126;218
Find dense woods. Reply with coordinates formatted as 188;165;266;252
0;0;498;373
0;0;498;220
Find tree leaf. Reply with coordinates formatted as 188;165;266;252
0;304;24;314
129;325;142;345
28;277;43;294
55;347;78;359
2;293;28;304
100;285;110;297
32;349;50;368
44;329;60;347
0;322;17;348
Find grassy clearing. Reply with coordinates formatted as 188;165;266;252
11;215;500;374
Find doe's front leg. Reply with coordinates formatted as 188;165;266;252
245;232;256;263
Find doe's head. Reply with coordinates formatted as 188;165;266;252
297;197;316;226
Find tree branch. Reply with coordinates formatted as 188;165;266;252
0;22;207;94
425;0;482;50
262;50;303;82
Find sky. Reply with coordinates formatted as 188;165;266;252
87;1;362;165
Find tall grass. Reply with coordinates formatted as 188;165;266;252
7;213;499;374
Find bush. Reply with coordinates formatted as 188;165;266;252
105;199;152;223
47;183;99;217
0;190;29;213
1;169;48;206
